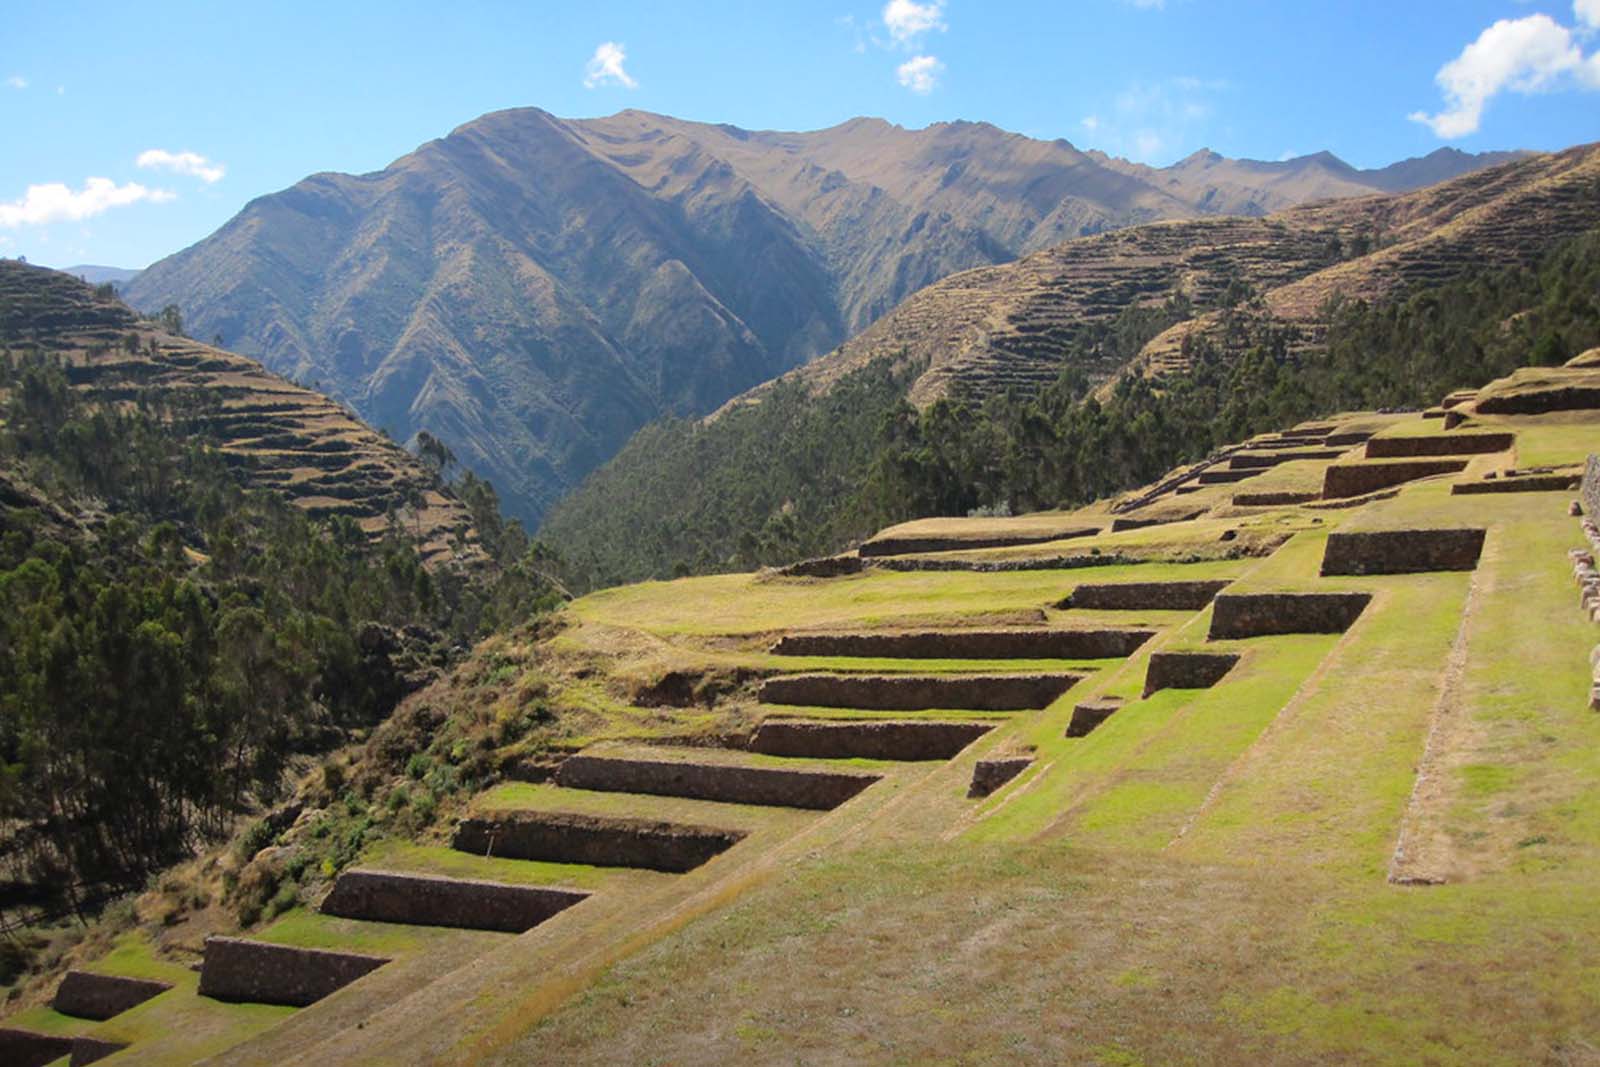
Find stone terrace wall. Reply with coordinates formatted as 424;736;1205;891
967;757;1032;798
1066;700;1123;737
1233;491;1319;506
1363;432;1514;458
749;719;992;760
53;970;172;1020
759;673;1078;711
1322;459;1469;498
1453;473;1578;494
0;1027;74;1067
69;1037;129;1066
1208;592;1372;639
1476;383;1600;414
198;937;389;1007
320;869;588;933
1321;529;1486;575
453;812;745;873
554;755;879;810
1143;652;1240;697
860;529;1095;557
1585;455;1600;517
1063;580;1230;611
770;628;1153;660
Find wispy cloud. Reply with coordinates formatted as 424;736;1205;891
1410;11;1599;138
1122;0;1166;9
1078;77;1226;163
137;149;226;184
583;41;638;90
883;0;946;47
5;75;26;90
896;54;944;94
0;178;174;228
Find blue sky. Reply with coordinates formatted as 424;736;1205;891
4;0;1598;270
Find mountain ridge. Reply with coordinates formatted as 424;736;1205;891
125;107;1526;523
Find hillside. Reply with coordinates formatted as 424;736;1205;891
0;261;482;568
6;348;1599;1065
542;149;1600;589
122;108;1518;523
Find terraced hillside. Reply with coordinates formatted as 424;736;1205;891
0;261;482;567
10;354;1600;1064
748;141;1600;407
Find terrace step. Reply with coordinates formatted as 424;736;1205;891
1320;528;1487;575
1066;699;1124;737
859;528;1097;557
749;718;994;760
320;868;589;933
553;751;880;810
0;1026;75;1067
453;811;746;873
53;969;173;1020
1143;651;1241;697
1322;458;1470;498
1060;579;1231;611
769;628;1153;660
1452;472;1578;494
1363;431;1514;458
759;673;1079;711
198;937;390;1007
1208;592;1372;639
967;757;1033;798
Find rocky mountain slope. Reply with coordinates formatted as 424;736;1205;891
123;107;1520;523
746;142;1599;408
0;261;482;567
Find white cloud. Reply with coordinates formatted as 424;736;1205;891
1409;13;1590;137
1081;115;1100;132
136;148;226;184
883;0;946;47
583;41;638;89
897;54;944;94
1077;76;1225;164
1123;0;1166;8
0;177;174;228
1578;0;1600;30
5;75;26;90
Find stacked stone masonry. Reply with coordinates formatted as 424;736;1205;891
749;719;993;760
0;1027;74;1067
1453;473;1578;495
1208;592;1372;639
53;970;172;1020
554;754;880;810
320;869;588;932
1063;580;1231;611
967;757;1033;798
197;937;390;1007
1143;652;1241;697
1066;700;1123;737
453;811;745;873
759;673;1079;711
1320;529;1486;575
770;628;1154;660
1323;459;1470;498
1363;432;1514;458
860;529;1095;557
70;1037;130;1066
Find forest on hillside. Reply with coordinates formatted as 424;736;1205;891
543;228;1600;591
0;354;562;933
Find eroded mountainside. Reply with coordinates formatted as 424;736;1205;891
0;261;481;567
123;107;1518;522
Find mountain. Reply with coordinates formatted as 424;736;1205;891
123;107;1521;524
0;260;483;567
542;143;1600;588
60;264;142;287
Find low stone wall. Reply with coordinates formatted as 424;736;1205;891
1208;592;1372;639
1197;468;1261;484
769;628;1153;660
1109;508;1204;532
749;719;992;760
1475;383;1600;414
1584;454;1600;517
1143;651;1240;697
320;869;588;933
759;673;1078;711
453;811;745;873
1233;491;1319;506
1322;459;1469;498
1323;430;1374;447
967;757;1032;798
0;1027;75;1067
871;552;1138;573
1320;528;1486;575
1066;700;1122;737
554;754;879;810
1063;580;1230;611
1452;473;1578;495
860;529;1096;557
70;1037;129;1066
776;553;863;578
53;969;172;1020
1363;432;1514;458
1229;448;1345;469
198;937;390;1007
